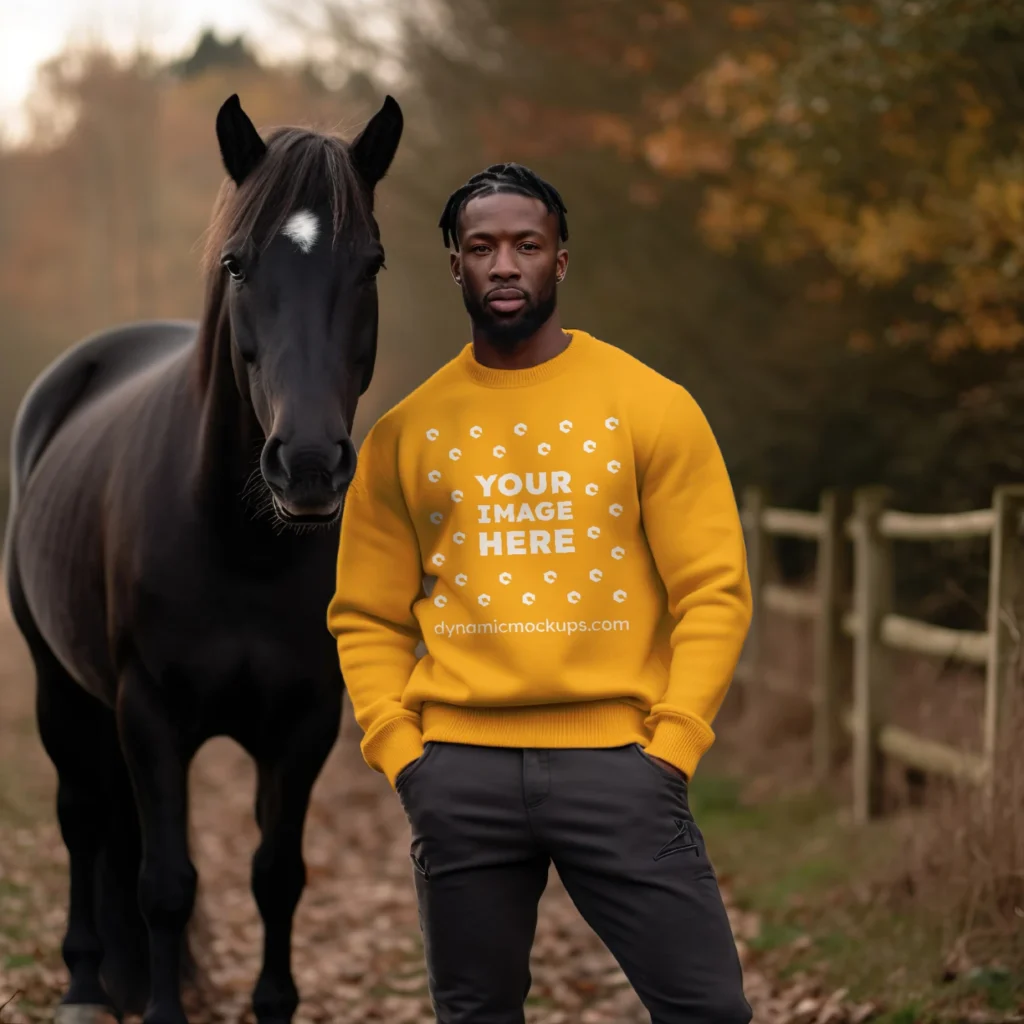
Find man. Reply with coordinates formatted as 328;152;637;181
327;163;753;1024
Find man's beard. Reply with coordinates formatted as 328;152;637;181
462;281;557;348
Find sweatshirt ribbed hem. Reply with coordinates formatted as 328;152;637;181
367;703;719;789
420;698;650;749
644;713;717;780
363;715;425;789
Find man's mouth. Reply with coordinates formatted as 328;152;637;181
487;288;527;316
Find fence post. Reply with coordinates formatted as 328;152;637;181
852;487;892;823
983;485;1024;800
813;489;851;784
741;486;768;687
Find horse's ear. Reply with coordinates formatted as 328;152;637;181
350;95;403;190
216;94;267;186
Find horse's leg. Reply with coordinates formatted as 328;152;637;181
250;702;341;1024
117;671;196;1024
32;643;121;1023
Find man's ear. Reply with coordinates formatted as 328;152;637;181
215;94;267;186
450;251;462;285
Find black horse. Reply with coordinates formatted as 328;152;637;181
3;92;403;1024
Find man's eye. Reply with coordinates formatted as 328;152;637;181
520;243;539;252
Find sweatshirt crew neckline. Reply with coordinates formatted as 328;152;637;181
456;329;591;388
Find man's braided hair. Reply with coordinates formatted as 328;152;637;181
438;163;569;250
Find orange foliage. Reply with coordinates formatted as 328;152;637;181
643;124;732;177
623;45;654;73
727;6;765;30
681;9;1024;354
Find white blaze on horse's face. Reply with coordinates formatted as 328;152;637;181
281;209;320;254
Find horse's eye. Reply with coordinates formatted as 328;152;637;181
221;256;245;282
366;257;386;282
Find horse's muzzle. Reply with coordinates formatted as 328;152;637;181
269;473;344;523
260;436;355;523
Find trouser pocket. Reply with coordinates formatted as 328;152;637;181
395;740;438;796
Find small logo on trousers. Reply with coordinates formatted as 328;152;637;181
654;818;700;861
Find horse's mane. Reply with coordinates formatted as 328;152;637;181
195;125;375;389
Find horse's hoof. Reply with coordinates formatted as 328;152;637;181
54;1005;120;1024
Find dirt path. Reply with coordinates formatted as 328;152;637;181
0;598;863;1024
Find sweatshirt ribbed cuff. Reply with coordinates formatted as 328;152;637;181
362;716;424;789
644;713;716;780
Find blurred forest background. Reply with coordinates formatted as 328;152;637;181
3;2;1024;1017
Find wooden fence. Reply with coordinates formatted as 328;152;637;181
736;484;1024;822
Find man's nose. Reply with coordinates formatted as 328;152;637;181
490;244;521;279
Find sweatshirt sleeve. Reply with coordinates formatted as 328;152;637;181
639;389;753;779
326;421;426;788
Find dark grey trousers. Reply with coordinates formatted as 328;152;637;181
394;741;752;1024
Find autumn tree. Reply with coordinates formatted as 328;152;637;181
680;1;1024;358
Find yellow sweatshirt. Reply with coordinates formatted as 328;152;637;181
327;329;752;788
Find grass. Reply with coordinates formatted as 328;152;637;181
689;769;1024;1020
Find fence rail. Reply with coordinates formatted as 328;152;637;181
737;484;1024;822
876;508;997;541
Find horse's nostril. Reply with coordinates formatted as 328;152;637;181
260;436;288;494
331;439;357;488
